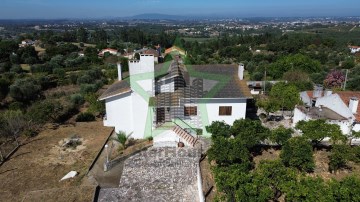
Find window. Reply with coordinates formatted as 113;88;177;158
219;106;232;116
184;106;197;116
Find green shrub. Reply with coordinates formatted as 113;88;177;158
80;84;98;94
8;101;25;111
70;94;85;106
75;112;95;122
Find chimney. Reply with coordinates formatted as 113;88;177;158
313;85;323;98
117;63;122;81
238;63;244;80
349;97;359;114
324;89;332;96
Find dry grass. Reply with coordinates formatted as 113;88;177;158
0;120;113;202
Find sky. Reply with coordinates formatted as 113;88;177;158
0;0;359;19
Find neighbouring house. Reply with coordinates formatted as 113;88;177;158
294;88;360;137
165;46;186;56
98;48;119;57
143;48;160;63
123;48;161;63
349;45;360;54
19;39;35;47
122;52;134;60
99;54;252;145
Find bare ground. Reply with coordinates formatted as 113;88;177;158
0;120;113;202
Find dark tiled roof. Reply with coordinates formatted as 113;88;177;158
98;80;131;100
190;64;252;98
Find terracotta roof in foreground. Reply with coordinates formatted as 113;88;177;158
337;91;360;122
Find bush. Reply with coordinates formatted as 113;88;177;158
70;94;85;106
75;112;95;122
80;84;98;94
8;101;25;111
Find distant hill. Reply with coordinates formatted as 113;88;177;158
127;13;194;20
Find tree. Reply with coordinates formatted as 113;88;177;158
0;40;18;62
206;121;231;139
269;82;301;111
268;54;321;79
323;70;345;89
329;144;352;173
296;119;345;146
9;77;41;102
253;160;297;201
208;137;252;168
77;27;89;43
256;97;280;116
0;110;29;145
231;119;270;149
329;176;360;201
213;165;255;201
270;126;293;146
284;177;333;202
280;137;315;172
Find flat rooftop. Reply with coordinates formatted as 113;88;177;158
98;147;201;202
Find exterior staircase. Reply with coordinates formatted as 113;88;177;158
172;125;197;147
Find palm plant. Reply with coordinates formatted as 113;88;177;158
111;131;133;149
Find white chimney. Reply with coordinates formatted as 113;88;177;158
349;97;359;114
238;63;244;80
324;89;332;96
117;63;122;81
313;85;323;98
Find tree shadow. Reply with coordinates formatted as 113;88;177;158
8;151;31;160
0;168;18;175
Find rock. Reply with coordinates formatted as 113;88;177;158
60;171;78;181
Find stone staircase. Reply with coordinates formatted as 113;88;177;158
172;125;197;147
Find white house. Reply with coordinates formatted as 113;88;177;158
98;48;119;57
99;54;252;146
349;46;360;54
294;89;360;136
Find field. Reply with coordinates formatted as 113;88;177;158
0;120;113;202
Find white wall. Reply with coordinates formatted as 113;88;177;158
292;108;309;127
131;91;150;139
104;92;133;136
300;91;311;106
205;99;247;126
315;94;354;121
353;124;360;132
328;120;352;135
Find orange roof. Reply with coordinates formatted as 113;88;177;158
101;48;118;52
143;49;159;57
349;46;360;49
337;91;360;122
